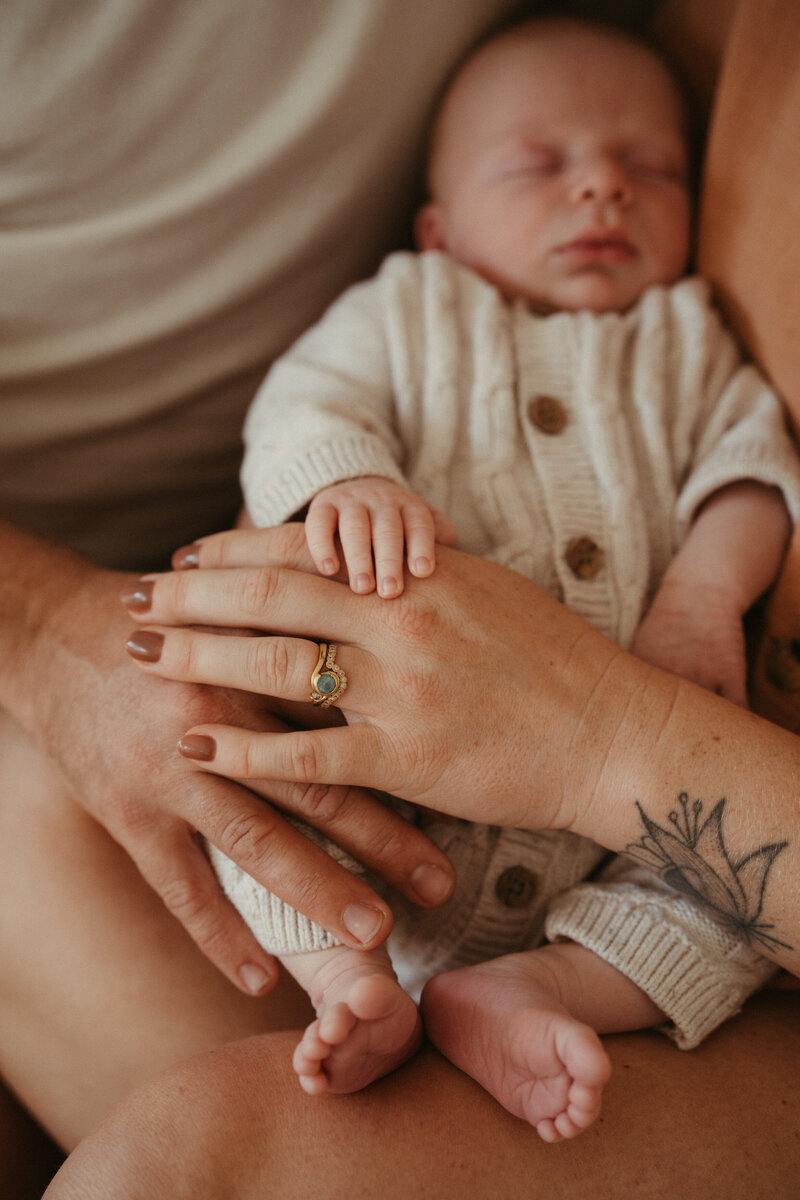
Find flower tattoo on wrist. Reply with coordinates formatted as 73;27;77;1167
625;792;792;952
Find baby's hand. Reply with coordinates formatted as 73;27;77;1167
306;477;457;598
632;577;748;707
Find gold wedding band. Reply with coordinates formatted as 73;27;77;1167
310;642;348;707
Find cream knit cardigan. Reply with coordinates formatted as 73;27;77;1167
218;252;800;1048
243;251;800;649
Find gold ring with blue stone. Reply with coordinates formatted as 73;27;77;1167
310;642;348;707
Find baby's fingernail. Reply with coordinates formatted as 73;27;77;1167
342;903;385;945
121;579;154;612
379;577;399;597
411;862;454;905
321;558;337;575
354;573;372;593
239;962;273;994
126;630;164;662
172;542;201;569
413;557;431;576
178;734;217;761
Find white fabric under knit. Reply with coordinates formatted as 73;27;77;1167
222;251;800;1048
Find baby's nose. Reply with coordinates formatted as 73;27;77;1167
570;156;631;205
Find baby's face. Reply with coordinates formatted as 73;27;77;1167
417;24;691;314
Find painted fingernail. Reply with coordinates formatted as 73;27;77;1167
178;734;217;761
239;962;273;994
342;903;385;945
125;630;164;662
121;579;154;612
411;862;454;905
172;542;201;569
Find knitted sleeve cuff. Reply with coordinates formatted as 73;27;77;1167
544;883;776;1049
242;436;407;528
206;820;365;956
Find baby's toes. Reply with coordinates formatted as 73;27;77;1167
566;1082;603;1128
534;1118;563;1144
293;1020;329;1073
317;1001;358;1046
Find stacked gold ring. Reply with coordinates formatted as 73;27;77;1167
310;642;348;707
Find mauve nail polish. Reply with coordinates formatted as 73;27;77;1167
126;630;164;662
121;579;154;612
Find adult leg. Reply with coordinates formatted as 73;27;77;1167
0;708;313;1158
45;990;800;1199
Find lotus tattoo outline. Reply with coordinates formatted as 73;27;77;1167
625;793;792;952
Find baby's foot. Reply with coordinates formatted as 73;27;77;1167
292;949;422;1095
421;952;611;1142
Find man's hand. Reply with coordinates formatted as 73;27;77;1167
1;525;455;993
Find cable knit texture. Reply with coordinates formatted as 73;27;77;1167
243;251;800;649
222;251;800;1043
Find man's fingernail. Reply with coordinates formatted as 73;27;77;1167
342;903;385;945
411;862;454;905
125;630;164;662
178;734;217;761
239;963;273;994
172;543;201;569
121;579;154;612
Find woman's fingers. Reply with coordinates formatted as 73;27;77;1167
126;628;374;713
172;523;315;573
180;722;386;795
123;563;362;643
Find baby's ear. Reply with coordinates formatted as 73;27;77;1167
414;203;447;251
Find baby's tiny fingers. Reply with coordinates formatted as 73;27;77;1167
338;505;376;594
402;503;437;578
305;502;341;576
371;505;406;598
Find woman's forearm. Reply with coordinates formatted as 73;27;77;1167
566;648;800;973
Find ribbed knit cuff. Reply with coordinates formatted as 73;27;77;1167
243;436;406;527
206;815;366;956
545;884;776;1049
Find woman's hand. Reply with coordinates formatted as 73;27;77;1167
122;524;636;834
120;523;800;977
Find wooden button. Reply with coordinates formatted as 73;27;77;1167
494;865;537;908
527;395;567;435
565;536;604;580
764;637;800;692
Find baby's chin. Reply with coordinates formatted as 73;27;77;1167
495;268;662;316
518;279;647;316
